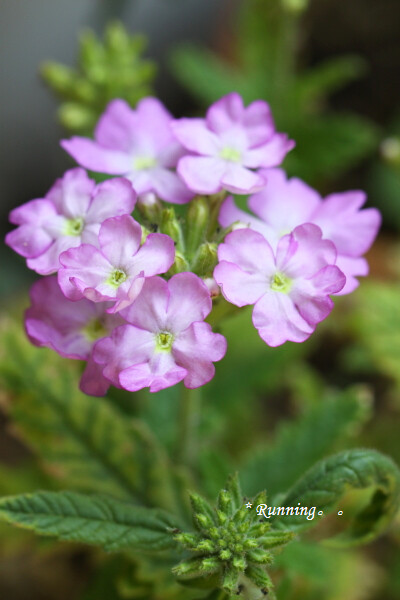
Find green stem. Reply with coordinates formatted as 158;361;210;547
176;385;201;468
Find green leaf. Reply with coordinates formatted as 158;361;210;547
284;113;379;183
272;449;400;545
0;317;175;509
240;387;371;497
0;491;180;552
350;282;400;388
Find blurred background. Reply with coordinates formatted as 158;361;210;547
1;1;400;599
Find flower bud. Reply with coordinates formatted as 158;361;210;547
185;196;210;258
160;208;184;251
136;192;162;224
191;242;218;277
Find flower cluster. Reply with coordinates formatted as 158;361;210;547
6;92;380;394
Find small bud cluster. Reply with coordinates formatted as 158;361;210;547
173;475;294;596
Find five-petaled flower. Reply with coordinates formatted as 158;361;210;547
61;98;193;204
5;169;136;275
214;225;346;346
172;92;294;195
92;273;227;393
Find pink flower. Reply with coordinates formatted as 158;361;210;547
92;273;227;392
25;276;124;396
58;214;175;312
171;93;294;195
214;225;345;347
61;98;193;204
219;168;381;294
5;169;136;275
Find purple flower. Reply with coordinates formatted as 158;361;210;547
25;276;124;396
58;214;175;313
214;225;345;347
92;273;227;392
5;168;136;275
61;98;193;204
171;92;294;195
219;168;381;294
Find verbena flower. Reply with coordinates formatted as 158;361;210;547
219;168;381;294
61;98;193;204
58;214;175;312
172;92;294;195
25;276;124;396
214;225;345;346
92;273;227;392
5;169;136;275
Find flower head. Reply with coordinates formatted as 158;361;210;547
172;92;294;195
214;225;345;346
5;169;136;275
219;168;381;294
61;98;193;204
58;214;175;312
92;273;227;392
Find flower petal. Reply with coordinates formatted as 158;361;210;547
94;99;138;152
85;178;136;225
46;168;95;218
173;322;227;388
177;156;226;195
80;358;111;397
121;276;168;331
166;272;212;332
171;118;220;154
61;137;131;174
217;228;275;274
98;215;142;267
214;261;267;307
130;233;175;278
242;134;295;168
151;168;193;204
253;291;314;346
333;255;369;295
221;164;266;194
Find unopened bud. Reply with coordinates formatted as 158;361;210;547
168;251;190;275
160;208;184;251
191;242;218;277
137;192;162;224
185;196;209;258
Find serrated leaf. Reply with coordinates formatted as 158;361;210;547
272;449;400;545
240;387;370;497
0;317;175;510
0;491;179;552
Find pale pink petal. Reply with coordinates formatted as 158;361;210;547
206;92;245;133
119;352;186;393
6;224;53;259
27;235;81;275
61;138;131;174
171;118;220;154
85;178;136;225
173;322;227;388
217;228;275;274
109;275;146;313
121;276;168;331
242;134;295;168
166;273;212;332
135;97;178;151
214;261;268;307
80;358;111;397
94;99;138;152
98;215;142;267
58;244;113;300
151;168;193;204
241;99;275;146
130;233;175;278
46;168;95;218
333;255;369;295
311;192;382;256
291;265;345;325
177;156;226;194
248;168;320;233
9;199;58;226
276;224;337;279
93;325;155;387
252;291;314;347
221;164;266;194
